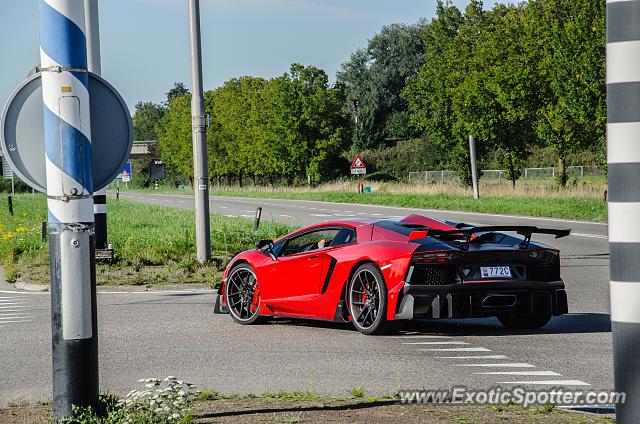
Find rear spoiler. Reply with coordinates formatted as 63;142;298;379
409;226;571;250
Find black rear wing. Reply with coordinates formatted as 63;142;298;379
412;226;571;250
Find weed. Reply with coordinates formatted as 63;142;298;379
349;387;365;398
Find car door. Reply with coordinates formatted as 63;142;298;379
260;227;349;316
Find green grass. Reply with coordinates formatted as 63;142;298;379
348;387;366;398
208;190;607;222
0;194;294;286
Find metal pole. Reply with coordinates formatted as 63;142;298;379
189;0;211;263
469;135;480;199
85;0;108;251
608;2;640;421
38;0;99;420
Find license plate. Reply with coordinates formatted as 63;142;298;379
480;266;512;279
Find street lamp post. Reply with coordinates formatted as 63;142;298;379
188;0;211;263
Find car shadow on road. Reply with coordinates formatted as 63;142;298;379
267;313;611;337
403;313;611;337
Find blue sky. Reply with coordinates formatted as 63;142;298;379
1;0;497;112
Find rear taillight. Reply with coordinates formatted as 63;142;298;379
529;249;559;262
412;251;458;264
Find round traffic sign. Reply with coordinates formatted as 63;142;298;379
1;72;133;193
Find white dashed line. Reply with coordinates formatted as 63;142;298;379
437;355;509;360
457;363;536;368
280;214;292;218
475;371;561;376
498;380;590;386
310;214;332;217
420;347;491;352
571;233;608;240
394;335;453;339
403;341;470;346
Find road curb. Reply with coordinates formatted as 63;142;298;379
14;280;49;292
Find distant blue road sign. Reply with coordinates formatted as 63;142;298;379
116;162;132;182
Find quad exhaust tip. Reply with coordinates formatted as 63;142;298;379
482;294;517;308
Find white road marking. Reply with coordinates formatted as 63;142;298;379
475;371;561;376
498;380;590;386
310;214;332;217
333;214;355;217
437;355;509;360
224;214;236;218
0;320;31;324
218;206;227;209
241;214;253;218
420;347;491;352
571;232;608;240
280;214;292;218
457;363;536;368
403;341;470;345
0;305;28;309
371;213;383;216
0;315;32;320
394;335;452;339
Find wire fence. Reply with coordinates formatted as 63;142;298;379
408;165;604;183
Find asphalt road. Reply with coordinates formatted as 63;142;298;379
0;193;612;405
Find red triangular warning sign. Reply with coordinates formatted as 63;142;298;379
350;154;366;169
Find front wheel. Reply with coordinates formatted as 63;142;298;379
225;264;266;325
347;263;394;335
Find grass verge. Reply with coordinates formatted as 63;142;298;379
0;194;294;287
0;393;615;424
207;189;607;222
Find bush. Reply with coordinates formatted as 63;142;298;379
64;377;199;424
364;172;397;182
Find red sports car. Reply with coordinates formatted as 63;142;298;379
214;214;570;335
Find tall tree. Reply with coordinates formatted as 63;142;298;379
529;0;606;185
132;101;165;141
165;82;190;106
338;22;425;149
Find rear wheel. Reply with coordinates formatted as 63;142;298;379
225;264;266;325
498;310;552;330
347;263;395;335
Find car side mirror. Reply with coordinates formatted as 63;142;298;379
256;239;277;260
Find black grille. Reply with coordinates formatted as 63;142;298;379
409;266;453;286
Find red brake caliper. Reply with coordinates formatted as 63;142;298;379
250;286;259;313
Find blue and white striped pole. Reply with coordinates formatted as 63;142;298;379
608;1;640;421
38;0;99;419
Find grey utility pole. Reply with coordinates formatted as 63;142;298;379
608;1;640;422
189;0;211;263
85;0;109;253
38;0;99;420
469;135;480;199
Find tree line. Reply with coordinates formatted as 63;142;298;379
134;0;605;187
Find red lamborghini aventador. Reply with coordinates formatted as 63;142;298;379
214;214;570;335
